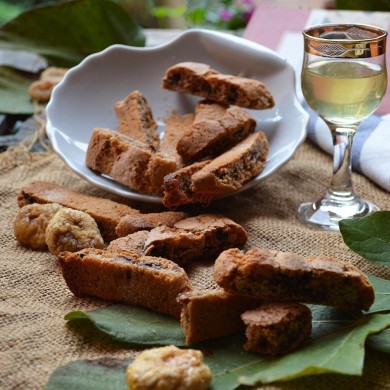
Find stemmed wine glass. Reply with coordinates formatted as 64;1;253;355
297;24;387;231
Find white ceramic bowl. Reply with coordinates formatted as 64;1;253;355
46;29;308;203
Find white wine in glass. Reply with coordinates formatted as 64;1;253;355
297;24;387;231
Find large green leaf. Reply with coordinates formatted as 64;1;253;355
339;211;390;265
0;0;145;68
0;66;34;114
65;305;186;346
45;357;131;390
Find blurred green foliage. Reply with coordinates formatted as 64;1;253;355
184;0;255;30
0;0;257;30
0;0;54;24
336;0;390;11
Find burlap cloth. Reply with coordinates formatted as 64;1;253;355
1;140;390;390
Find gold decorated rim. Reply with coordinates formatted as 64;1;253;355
303;23;387;58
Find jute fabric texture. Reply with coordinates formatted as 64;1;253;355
1;141;390;390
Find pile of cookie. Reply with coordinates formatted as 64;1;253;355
15;180;375;359
85;62;274;207
28;67;68;103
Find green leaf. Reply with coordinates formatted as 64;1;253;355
45;357;131;390
339;211;390;265
238;313;390;385
367;274;390;313
151;5;186;18
65;304;186;346
0;66;34;114
367;328;390;353
0;0;145;68
366;275;390;352
202;334;265;390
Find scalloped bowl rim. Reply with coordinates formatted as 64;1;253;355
46;28;308;203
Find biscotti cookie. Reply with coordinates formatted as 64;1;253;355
17;181;140;242
114;90;159;149
176;100;256;163
115;211;190;237
160;113;194;168
178;289;263;344
59;248;191;318
214;247;375;311
86;128;176;196
144;214;248;265
241;303;312;355
110;214;247;266
162;160;211;208
191;131;269;195
161;62;275;109
28;67;67;103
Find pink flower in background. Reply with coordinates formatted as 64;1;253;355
236;0;255;21
219;8;234;21
244;9;254;21
186;0;256;29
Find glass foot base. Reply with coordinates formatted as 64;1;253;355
297;197;379;231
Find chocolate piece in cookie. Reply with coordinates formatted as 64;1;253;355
241;302;312;355
161;62;275;109
214;247;375;312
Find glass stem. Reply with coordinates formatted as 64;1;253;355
326;122;358;203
